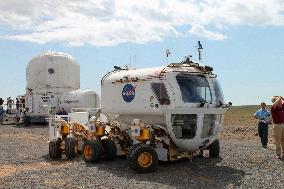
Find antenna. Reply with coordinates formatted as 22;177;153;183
197;41;203;62
165;49;171;64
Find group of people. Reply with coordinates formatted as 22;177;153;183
57;108;67;115
254;96;284;159
0;96;30;126
2;97;22;114
6;107;67;126
0;97;68;125
15;107;30;126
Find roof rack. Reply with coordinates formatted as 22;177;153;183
159;60;215;79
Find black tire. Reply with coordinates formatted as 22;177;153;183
82;140;103;163
102;139;117;161
127;143;140;160
209;139;220;158
49;139;62;159
127;143;158;173
65;138;78;159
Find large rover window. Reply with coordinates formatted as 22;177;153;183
172;114;197;139
151;83;170;105
176;74;212;103
201;114;216;138
211;78;224;103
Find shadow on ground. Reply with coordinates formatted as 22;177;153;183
85;156;245;188
41;149;245;188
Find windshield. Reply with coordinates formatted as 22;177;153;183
176;74;212;103
211;78;224;103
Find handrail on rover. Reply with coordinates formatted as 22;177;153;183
46;115;70;122
158;61;215;79
101;68;128;85
46;108;100;122
71;108;100;116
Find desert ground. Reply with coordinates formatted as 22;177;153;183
0;106;283;189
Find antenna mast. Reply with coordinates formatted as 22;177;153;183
197;41;203;62
165;49;171;64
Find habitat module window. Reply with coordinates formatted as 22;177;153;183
176;74;212;103
171;114;197;139
201;114;216;138
151;83;171;105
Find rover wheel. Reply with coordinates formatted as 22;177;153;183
102;139;117;161
209;139;220;158
82;140;103;163
65;137;78;159
127;143;142;160
128;143;158;173
49;139;62;159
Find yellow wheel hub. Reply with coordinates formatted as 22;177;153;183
138;152;152;168
84;146;92;159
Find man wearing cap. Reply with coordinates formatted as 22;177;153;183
271;96;284;159
254;102;270;149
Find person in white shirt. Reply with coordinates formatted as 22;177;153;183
254;102;271;149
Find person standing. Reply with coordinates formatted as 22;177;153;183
271;96;284;159
0;98;3;106
61;108;67;115
254;102;270;149
15;107;21;126
6;97;10;114
16;98;19;109
0;98;4;124
0;107;3;124
23;108;30;126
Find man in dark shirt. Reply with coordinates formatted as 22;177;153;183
271;96;284;159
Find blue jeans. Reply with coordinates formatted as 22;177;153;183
258;122;268;146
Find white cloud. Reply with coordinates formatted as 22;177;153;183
0;0;283;46
189;25;227;40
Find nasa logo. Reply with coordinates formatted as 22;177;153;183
122;84;136;103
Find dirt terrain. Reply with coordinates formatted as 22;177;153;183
0;106;283;189
222;106;274;144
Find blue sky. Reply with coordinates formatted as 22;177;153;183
0;0;284;105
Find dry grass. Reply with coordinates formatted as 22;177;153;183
222;105;274;144
224;105;261;127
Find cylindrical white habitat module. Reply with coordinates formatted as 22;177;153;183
60;89;100;113
26;51;80;121
26;51;80;91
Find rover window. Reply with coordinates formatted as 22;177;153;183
172;114;197;139
211;78;224;103
176;74;212;103
151;83;170;105
202;114;216;138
